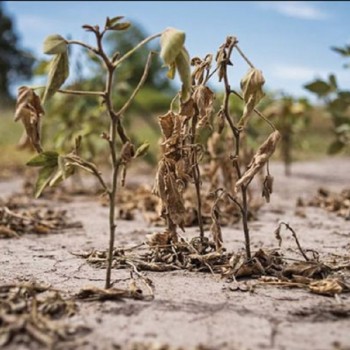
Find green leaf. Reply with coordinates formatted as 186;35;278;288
304;80;332;97
134;143;150;158
108;22;131;31
26;151;59;167
43;52;69;103
175;47;191;102
49;164;75;187
105;16;124;28
43;34;67;55
160;28;186;65
327;140;345;155
34;166;57;198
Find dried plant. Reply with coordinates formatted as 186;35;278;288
13;19;188;289
152;35;280;260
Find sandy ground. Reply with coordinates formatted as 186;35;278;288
0;157;350;350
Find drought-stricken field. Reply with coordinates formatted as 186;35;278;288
0;157;349;350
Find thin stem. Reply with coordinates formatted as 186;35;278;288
231;90;276;131
221;38;252;260
280;222;309;262
114;32;162;68
57;89;104;97
190;111;205;241
234;45;255;69
117;51;155;116
67;40;98;54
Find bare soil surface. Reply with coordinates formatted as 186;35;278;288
1;157;350;350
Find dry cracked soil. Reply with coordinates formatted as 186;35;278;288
0;157;350;350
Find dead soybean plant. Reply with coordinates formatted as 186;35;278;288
13;19;189;289
152;36;280;260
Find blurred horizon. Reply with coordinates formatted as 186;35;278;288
3;1;350;100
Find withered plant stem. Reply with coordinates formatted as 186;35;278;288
230;90;276;131
57;89;104;97
280;222;309;262
234;45;255;69
190;111;205;241
222;39;252;260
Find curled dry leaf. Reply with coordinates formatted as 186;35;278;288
191;54;213;85
14;86;44;153
235;130;281;191
121;141;135;163
192;85;215;129
309;278;350;296
282;261;331;279
262;174;274;203
146;230;172;247
238;68;265;128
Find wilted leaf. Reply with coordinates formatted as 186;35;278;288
43;52;69;103
192;85;214;128
309;278;348;296
120;141;135;163
238;68;265;128
134;143;150;158
43;34;67;55
14;87;44;153
262;174;274;203
160;28;186;66
175;47;191;102
26;151;59;167
34;166;58;198
210;215;223;251
235;131;281;190
241;68;265;103
282;261;331;279
304;80;332;97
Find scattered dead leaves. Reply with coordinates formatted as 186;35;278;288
0;196;82;238
302;187;350;219
0;282;89;348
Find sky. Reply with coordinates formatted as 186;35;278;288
4;1;350;99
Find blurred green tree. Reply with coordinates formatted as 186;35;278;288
0;2;34;103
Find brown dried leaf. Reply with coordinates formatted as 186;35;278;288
238;68;265;128
282;261;331;279
210;220;223;251
75;286;143;301
146;230;172;247
309;278;349;296
121;141;135;163
235;131;281;191
14;87;44;153
262;174;274;203
192;85;215;129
